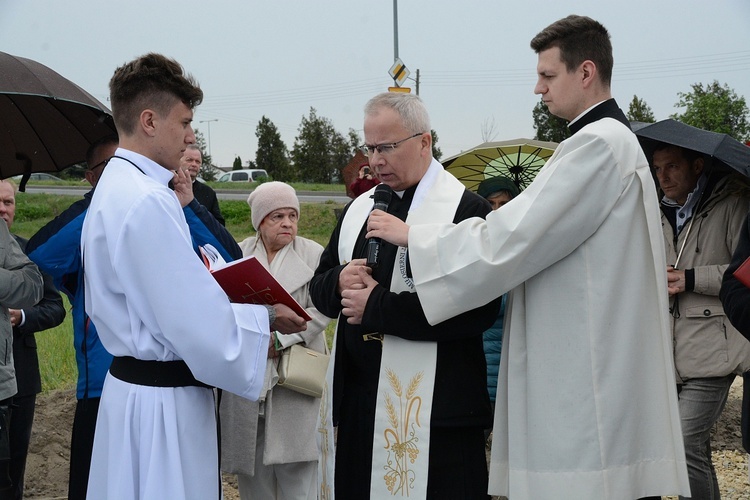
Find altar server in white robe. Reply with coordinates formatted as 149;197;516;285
364;16;690;500
81;53;307;500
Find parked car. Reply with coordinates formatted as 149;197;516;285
11;172;63;181
216;169;268;182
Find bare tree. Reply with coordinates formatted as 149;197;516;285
481;116;498;142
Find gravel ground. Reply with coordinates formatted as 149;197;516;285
487;378;750;500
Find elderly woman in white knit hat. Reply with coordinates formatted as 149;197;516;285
219;181;328;500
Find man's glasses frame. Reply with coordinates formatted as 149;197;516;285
359;132;424;157
89;158;111;172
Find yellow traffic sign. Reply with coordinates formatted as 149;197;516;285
388;87;411;93
388;58;410;87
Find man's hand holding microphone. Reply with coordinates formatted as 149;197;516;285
340;185;397;324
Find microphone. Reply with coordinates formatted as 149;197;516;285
365;184;393;268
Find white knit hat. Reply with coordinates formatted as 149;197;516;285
247;181;300;230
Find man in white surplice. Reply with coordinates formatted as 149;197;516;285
81;53;307;500
366;16;691;500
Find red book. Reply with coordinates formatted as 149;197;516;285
733;255;750;289
200;245;312;321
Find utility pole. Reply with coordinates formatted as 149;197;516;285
199;119;218;158
392;0;420;96
393;0;399;62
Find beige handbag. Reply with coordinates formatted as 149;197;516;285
277;344;330;398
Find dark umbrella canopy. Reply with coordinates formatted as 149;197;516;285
635;119;750;176
0;51;116;182
629;120;652;133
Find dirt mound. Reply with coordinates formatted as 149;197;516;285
25;389;74;499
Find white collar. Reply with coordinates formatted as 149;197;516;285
410;158;443;212
113;147;175;186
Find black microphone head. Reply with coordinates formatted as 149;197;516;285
367;184;392;268
373;183;393;204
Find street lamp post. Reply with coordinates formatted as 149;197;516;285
199;119;218;158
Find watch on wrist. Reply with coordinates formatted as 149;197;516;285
265;304;276;326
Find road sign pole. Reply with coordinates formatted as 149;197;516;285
393;0;399;62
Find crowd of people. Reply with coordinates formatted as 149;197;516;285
1;13;750;500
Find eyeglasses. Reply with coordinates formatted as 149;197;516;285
359;132;423;156
89;158;110;172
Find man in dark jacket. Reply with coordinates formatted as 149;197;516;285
0;179;65;500
181;145;224;225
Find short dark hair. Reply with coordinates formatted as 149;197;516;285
86;134;119;168
652;143;704;165
530;15;613;87
109;53;203;135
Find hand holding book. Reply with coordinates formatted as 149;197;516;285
270;303;308;334
200;244;312;322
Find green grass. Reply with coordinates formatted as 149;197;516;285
37;297;77;392
325;321;336;350
12;193;88;237
222;198;343;246
15;178;347;193
13;192;344;393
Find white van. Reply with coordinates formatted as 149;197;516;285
217;169;268;182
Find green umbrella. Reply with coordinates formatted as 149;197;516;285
443;138;558;192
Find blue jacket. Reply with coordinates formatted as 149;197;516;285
483;294;506;402
26;191;240;399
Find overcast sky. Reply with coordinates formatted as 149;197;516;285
1;0;749;169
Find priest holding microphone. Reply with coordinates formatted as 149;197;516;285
310;92;501;500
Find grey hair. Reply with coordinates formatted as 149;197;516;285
364;93;430;134
185;144;200;152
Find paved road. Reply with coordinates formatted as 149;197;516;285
23;185;350;204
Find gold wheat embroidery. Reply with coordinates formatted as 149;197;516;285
318;381;332;500
382;368;424;496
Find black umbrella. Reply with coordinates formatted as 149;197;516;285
0;51;116;189
636;118;750;267
634;118;750;176
629;120;652;133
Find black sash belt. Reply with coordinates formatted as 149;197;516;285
110;356;211;388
